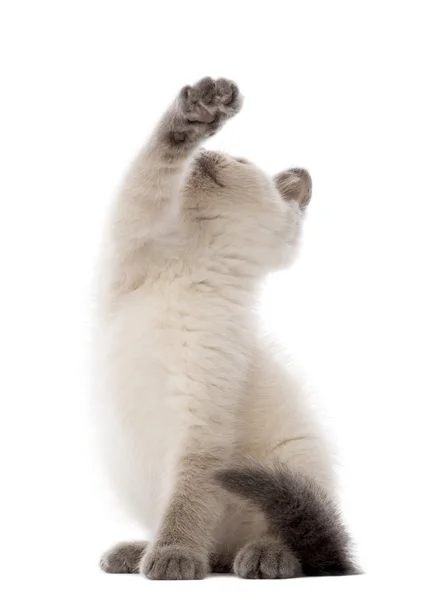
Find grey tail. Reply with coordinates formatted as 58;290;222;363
215;463;359;576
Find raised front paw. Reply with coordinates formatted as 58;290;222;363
166;77;242;147
141;544;208;580
100;541;148;574
234;538;302;579
179;77;242;124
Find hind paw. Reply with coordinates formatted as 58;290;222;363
234;538;302;579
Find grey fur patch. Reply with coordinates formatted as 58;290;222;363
142;544;208;580
274;168;312;208
192;150;225;188
100;541;148;574
234;536;302;579
215;463;360;576
141;450;225;579
161;77;243;157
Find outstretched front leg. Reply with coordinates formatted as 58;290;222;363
105;77;242;302
110;77;242;260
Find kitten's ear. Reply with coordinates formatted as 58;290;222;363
274;168;312;209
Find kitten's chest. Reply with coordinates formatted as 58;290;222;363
113;277;251;351
100;275;255;417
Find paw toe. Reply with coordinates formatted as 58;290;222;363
197;77;216;104
215;78;238;105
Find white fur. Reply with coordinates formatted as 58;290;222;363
93;83;335;562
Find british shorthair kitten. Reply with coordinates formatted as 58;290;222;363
95;77;357;579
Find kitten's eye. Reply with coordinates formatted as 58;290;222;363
234;157;249;164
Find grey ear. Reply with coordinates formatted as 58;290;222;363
274;168;312;209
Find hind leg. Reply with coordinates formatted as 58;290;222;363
100;541;148;574
234;535;302;579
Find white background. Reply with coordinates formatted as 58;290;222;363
1;1;425;598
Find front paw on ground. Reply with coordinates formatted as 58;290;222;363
100;541;148;574
234;539;302;579
141;544;208;580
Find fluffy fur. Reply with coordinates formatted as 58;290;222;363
94;77;356;579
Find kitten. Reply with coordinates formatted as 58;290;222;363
95;77;357;579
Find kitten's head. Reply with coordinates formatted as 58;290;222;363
187;150;311;208
184;150;312;275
